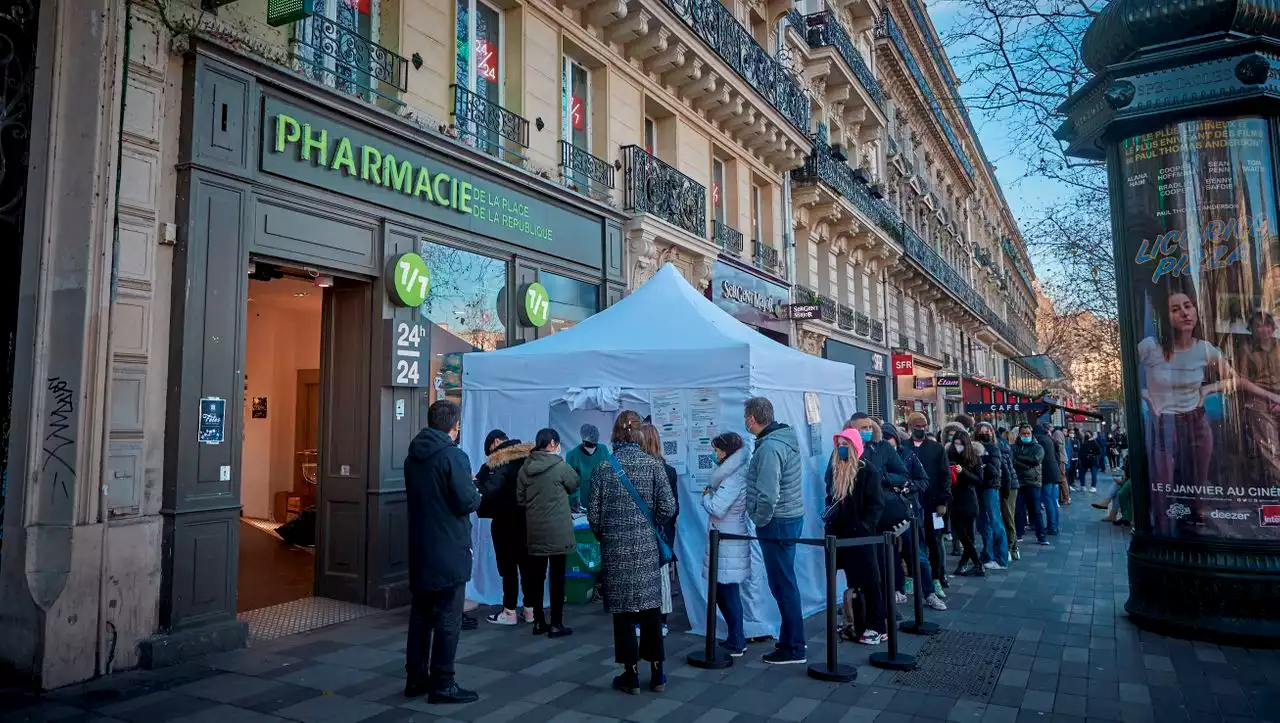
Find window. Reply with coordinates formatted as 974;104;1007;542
296;0;378;99
562;58;590;152
418;242;508;404
644;117;657;156
540;272;599;335
456;0;503;148
865;376;885;422
712;159;727;224
751;184;763;242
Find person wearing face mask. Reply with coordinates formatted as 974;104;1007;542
944;427;990;577
904;412;951;598
825;429;886;644
566;424;612;511
701;432;751;657
842;414;909;602
1012;423;1048;546
517;428;580;639
972;423;1009;571
882;423;946;611
476;430;535;626
403;400;483;704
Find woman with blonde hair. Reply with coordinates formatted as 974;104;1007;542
639;423;679;636
824;428;886;645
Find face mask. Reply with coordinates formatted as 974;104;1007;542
859;430;873;443
837;446;850;461
911;428;926;441
582;442;596;453
953;443;965;454
1020;436;1033;443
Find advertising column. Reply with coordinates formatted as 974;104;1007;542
1120;117;1280;540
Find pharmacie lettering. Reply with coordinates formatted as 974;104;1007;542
273;113;548;239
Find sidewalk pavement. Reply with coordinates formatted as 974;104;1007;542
3;487;1278;723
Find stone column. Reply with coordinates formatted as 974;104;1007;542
0;0;127;688
1059;0;1280;646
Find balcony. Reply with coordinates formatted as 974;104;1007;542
559;142;615;200
799;11;884;108
915;340;926;356
714;220;745;256
292;15;408;105
793;138;902;242
451;85;529;163
621;145;707;239
854;310;870;337
819;295;838;323
869;319;884;343
898;333;909;349
752;240;785;278
794;284;819;303
838;303;856;330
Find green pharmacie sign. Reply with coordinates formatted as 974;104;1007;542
520;282;551;327
387;252;431;308
260;97;603;266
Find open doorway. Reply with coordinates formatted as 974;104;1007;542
237;264;323;614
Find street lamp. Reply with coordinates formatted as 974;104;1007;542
1058;1;1280;646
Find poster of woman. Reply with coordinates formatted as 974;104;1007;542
1121;117;1280;539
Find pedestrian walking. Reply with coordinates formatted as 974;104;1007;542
588;411;677;695
905;412;951;598
742;396;807;665
403;400;482;704
476;430;534;626
701;432;751;657
1078;431;1103;492
1012;423;1049;546
825;429;887;644
517;428;580;639
640;423;679;636
566;424;611;510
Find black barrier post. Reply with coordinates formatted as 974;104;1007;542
871;527;918;671
807;535;857;683
900;518;940;636
688;529;734;669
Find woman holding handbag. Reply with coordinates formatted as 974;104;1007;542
587;411;677;695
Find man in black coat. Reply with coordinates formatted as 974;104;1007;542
404;400;482;704
905;412;951;595
1034;421;1063;536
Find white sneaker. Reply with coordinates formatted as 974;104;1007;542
858;630;886;645
523;607;535;624
894;592;910;605
487;609;519;626
1090;487;1097;493
983;561;1006;571
662;624;669;637
925;593;948;611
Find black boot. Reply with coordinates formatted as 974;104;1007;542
532;610;550;636
427;681;480;705
649;662;667;693
404;675;430;698
613;665;640;695
547;623;574;638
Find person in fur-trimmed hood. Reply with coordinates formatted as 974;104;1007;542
476;432;535;626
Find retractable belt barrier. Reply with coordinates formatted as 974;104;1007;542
687;519;923;683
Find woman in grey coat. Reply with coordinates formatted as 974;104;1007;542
588;410;676;695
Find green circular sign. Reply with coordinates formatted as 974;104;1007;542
520;282;551;328
388;252;431;307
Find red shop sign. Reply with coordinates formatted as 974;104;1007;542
892;354;914;376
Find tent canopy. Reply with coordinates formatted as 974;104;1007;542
463;263;858;395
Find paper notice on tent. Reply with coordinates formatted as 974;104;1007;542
652;389;684;426
690;427;718;480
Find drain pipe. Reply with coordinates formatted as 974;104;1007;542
96;0;132;679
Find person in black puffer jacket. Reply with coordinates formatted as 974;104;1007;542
974;423;1010;570
945;428;995;578
825;428;886;645
844;414;909;533
476;431;534;627
883;423;946;611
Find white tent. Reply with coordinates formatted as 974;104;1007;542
461;263;859;640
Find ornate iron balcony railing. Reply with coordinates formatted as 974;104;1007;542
292;15;408;105
819;295;837;323
794;284;818;304
915;340;926;355
753;241;781;275
714;220;745;255
838;304;856;330
869;319;884;343
659;0;810;133
559;141;615;199
854;311;871;337
800;11;884;108
898;333;910;349
621;145;707;238
452;84;529;162
793;137;901;238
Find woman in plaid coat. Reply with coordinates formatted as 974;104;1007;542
587;410;677;695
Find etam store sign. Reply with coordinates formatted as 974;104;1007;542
892;354;914;375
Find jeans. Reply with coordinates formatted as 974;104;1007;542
716;582;747;650
406;584;465;687
978;489;1009;566
1019;486;1047;543
1078;464;1099;488
1043;484;1061;534
613;608;664;665
758;516;806;658
525;554;567;626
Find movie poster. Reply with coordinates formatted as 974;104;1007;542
1120;117;1280;539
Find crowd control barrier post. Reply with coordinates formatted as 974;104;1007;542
900;517;940;636
870;523;918;671
807;534;857;683
687;529;734;669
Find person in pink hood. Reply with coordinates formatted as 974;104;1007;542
823;429;886;644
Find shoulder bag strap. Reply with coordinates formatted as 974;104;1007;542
609;457;656;527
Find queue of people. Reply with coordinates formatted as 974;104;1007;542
400;397;1085;704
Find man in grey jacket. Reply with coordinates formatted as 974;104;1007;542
742;396;806;665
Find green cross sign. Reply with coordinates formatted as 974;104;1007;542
522;282;550;327
388;253;431;308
